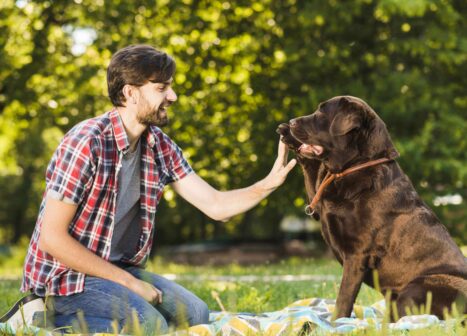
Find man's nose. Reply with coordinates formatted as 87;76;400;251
167;88;177;102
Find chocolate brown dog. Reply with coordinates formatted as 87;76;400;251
277;96;467;320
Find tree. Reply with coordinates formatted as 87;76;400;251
0;0;465;246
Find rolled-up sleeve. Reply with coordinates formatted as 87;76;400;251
166;142;193;184
46;134;95;205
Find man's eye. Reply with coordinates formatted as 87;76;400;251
158;85;171;92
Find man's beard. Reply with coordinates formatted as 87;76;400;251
137;103;169;127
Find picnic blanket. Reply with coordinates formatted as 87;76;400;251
0;297;450;335
184;298;444;335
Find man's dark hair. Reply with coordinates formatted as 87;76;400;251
107;45;176;107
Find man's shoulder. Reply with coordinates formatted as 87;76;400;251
148;125;177;147
63;112;113;146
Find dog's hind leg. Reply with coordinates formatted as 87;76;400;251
396;275;467;320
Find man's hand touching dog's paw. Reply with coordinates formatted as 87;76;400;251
276;123;302;151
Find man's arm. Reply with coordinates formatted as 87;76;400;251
38;197;162;303
171;140;296;221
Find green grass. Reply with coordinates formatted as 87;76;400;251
1;257;465;335
143;257;383;313
1;257;348;315
0;280;22;317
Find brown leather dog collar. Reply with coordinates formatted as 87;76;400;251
305;157;394;216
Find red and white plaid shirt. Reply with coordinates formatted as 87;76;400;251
21;108;193;296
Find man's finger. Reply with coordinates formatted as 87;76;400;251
277;140;289;165
277;137;285;156
158;289;163;304
284;159;297;174
152;286;163;304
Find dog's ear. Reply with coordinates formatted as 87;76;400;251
330;113;361;136
330;97;363;136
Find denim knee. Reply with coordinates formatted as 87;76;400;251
187;299;209;326
136;309;169;336
143;318;169;336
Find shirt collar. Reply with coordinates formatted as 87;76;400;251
109;108;158;152
145;126;157;148
109;108;130;152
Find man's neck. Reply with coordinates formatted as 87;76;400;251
116;106;146;152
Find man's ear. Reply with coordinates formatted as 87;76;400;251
122;84;138;105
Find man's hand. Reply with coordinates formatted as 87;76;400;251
276;123;303;151
127;277;163;304
260;139;297;191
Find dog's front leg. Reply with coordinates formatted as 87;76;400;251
334;257;366;319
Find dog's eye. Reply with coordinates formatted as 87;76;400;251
315;115;329;129
349;127;360;134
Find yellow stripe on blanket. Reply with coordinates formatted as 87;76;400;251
184;324;213;336
225;317;259;335
264;321;289;336
353;305;364;319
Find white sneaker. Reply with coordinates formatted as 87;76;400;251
0;294;45;329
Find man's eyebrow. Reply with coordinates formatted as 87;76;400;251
148;78;173;85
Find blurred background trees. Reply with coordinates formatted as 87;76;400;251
0;0;465;247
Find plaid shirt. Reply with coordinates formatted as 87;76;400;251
21;108;193;296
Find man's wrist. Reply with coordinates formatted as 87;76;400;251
254;177;276;196
115;268;136;288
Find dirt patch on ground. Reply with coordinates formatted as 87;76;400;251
160;240;326;265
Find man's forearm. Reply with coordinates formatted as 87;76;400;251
210;178;274;221
40;232;134;288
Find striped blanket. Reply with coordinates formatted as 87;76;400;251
0;297;448;335
185;298;442;335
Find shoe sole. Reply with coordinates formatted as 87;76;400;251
0;294;45;329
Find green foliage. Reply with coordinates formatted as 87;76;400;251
0;0;465;244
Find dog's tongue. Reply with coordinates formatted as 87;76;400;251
299;144;323;156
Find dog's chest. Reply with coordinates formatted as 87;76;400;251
319;199;372;255
320;209;355;255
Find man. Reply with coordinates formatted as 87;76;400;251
6;45;296;334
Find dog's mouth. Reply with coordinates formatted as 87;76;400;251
298;143;324;156
290;128;324;157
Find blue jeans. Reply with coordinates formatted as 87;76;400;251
44;266;209;334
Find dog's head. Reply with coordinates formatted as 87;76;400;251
287;96;399;173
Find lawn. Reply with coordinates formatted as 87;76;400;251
0;257;376;314
1;257;465;335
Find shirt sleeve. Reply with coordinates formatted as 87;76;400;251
47;189;77;205
46;133;95;205
166;141;194;184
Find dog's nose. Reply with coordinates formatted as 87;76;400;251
289;119;297;128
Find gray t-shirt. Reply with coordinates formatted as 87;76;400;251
47;140;143;262
109;141;142;261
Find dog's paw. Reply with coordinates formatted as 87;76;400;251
276;123;291;137
276;123;303;150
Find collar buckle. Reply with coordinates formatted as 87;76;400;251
304;205;315;217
